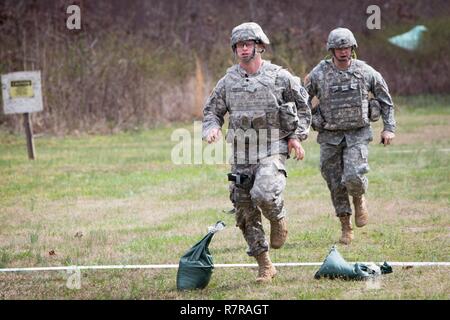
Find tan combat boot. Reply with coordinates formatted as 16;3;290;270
339;215;354;245
353;195;368;227
255;251;277;283
270;217;288;249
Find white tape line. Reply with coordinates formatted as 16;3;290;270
0;265;178;272
215;263;322;268
386;262;450;266
0;262;449;273
387;149;450;153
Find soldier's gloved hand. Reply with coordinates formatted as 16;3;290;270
288;138;305;161
207;127;222;144
380;131;395;146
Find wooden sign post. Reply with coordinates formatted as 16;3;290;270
23;112;35;160
1;71;43;160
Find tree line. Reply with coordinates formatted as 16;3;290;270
0;0;448;134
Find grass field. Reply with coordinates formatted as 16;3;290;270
0;95;449;300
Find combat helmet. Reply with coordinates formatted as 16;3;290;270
327;27;358;50
231;22;270;50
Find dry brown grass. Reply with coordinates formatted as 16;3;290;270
395;125;450;145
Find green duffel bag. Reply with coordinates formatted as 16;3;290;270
176;221;225;290
314;245;392;280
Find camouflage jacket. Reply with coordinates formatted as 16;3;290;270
202;60;311;159
305;59;396;146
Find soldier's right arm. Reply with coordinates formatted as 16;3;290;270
202;78;228;140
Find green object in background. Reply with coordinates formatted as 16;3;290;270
388;25;427;51
176;221;226;290
314;245;393;280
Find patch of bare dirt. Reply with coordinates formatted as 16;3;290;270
395;125;450;145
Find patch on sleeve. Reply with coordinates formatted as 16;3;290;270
299;87;308;100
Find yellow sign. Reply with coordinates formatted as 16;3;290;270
2;71;43;114
10;80;34;98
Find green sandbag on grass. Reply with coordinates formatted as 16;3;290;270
176;221;225;290
314;245;392;280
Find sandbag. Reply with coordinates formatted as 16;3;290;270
176;221;225;290
314;245;392;280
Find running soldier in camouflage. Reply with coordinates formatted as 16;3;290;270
202;22;311;282
305;28;396;245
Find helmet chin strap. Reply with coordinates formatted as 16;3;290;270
245;45;266;62
246;46;258;62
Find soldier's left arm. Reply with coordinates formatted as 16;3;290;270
369;69;396;134
278;70;312;141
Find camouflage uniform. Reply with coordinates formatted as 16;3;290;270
202;28;311;256
305;29;396;217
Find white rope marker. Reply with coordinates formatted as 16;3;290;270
386;149;450;153
0;261;449;273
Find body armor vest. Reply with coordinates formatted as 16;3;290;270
224;63;283;144
319;61;369;131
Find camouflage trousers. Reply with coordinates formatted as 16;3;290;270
230;154;287;257
320;140;369;217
